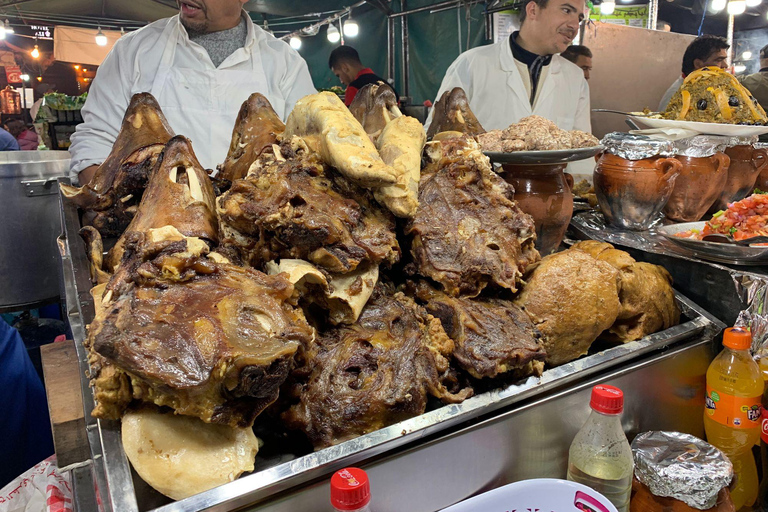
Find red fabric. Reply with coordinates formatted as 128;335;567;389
343;68;375;106
17;129;38;150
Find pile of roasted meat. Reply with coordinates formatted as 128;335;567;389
64;85;679;500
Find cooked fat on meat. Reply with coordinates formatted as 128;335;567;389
571;241;680;342
374;115;425;218
426;87;486;140
216;93;285;189
87;233;315;428
283;92;399;188
61;93;174;236
217;138;400;273
282;285;472;449
514;249;621;366
411;282;546;379
406;136;539;297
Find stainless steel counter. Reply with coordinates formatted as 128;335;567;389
57;179;724;512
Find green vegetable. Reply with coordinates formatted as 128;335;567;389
755;188;766;195
713;210;725;218
730;227;738;235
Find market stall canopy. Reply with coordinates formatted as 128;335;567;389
54;26;121;67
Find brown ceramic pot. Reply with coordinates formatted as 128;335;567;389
593;153;682;230
758;163;768;192
710;145;768;211
663;153;730;222
499;163;573;256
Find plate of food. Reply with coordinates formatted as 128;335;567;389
655;191;768;264
632;66;768;136
478;115;603;164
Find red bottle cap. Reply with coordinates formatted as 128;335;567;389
590;384;624;414
722;327;752;351
331;468;370;511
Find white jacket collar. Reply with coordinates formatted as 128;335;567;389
499;35;562;74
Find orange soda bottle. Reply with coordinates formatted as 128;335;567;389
704;327;763;511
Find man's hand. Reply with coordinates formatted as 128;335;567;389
78;165;99;186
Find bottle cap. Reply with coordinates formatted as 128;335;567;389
722;327;752;350
590;384;624;414
331;468;370;511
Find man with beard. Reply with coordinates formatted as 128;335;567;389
425;0;589;136
70;0;316;185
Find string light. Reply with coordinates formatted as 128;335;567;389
289;36;302;50
74;65;80;70
31;44;40;59
36;76;42;81
746;0;761;7
734;63;747;73
95;27;107;46
20;74;29;81
600;0;616;14
327;23;340;43
727;0;746;14
743;50;753;59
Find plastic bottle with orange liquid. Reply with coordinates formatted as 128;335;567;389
704;327;763;511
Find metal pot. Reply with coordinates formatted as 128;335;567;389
0;151;70;312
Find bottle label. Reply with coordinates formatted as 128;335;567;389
705;386;761;429
762;406;768;443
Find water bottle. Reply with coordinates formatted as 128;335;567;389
331;467;372;512
567;384;634;512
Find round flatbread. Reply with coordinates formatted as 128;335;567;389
122;409;259;501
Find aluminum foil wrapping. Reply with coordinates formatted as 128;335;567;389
671;135;732;157
600;132;676;160
727;135;759;147
733;274;768;358
631;431;733;510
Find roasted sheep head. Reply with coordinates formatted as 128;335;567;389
215;93;285;191
87;231;315;427
426;87;486;141
410;281;546;380
217;137;400;273
61;93;174;236
348;82;401;142
100;135;218;273
514;248;621;367
282;284;472;449
283;92;399;188
406;136;539;297
571;241;680;342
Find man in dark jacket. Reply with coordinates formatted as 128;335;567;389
328;46;396;106
741;44;768;110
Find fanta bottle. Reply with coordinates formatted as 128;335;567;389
704;327;763;511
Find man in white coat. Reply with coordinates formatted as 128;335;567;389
69;0;316;185
426;0;589;136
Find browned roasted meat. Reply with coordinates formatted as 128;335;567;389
348;82;401;142
406;136;539;297
411;282;546;379
87;233;314;428
61;93;174;236
216;93;285;189
514;249;621;366
282;285;472;449
217;138;400;273
99;136;218;273
571;241;680;342
426;87;485;140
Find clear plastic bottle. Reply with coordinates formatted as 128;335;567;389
331;467;372;512
567;384;634;512
704;327;763;511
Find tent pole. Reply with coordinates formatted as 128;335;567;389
727;14;734;66
401;0;411;102
388;16;396;83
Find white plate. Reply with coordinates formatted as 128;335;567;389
629;116;768;136
655;221;768;265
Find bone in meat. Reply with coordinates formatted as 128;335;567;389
426;87;486;141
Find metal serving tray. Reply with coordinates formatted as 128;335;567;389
655;221;768;265
58;179;721;512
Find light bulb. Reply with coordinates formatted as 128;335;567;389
344;18;359;37
36;76;41;82
747;0;761;6
711;0;727;10
727;0;746;14
31;45;39;59
289;36;302;50
734;63;747;73
74;65;80;70
600;1;616;14
5;20;13;34
95;27;108;46
743;50;753;59
20;74;29;81
327;23;340;43
0;27;5;40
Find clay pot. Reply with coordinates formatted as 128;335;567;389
663;153;730;222
710;145;768;211
593;153;682;231
758;163;768;192
499;163;573;256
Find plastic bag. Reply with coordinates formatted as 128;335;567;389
0;457;73;512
